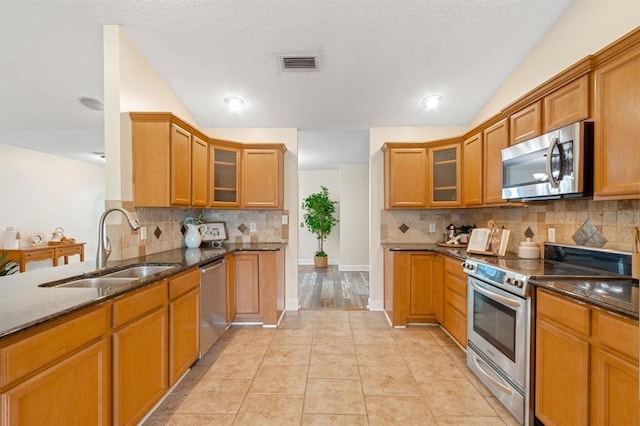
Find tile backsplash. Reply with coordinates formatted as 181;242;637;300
381;199;639;253
105;201;288;261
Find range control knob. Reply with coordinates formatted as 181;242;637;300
513;279;523;288
462;262;476;271
505;277;513;285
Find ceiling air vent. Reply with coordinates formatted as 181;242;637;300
280;55;318;71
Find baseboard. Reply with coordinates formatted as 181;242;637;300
338;264;370;272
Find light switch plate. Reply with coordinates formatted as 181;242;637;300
429;224;436;233
250;223;257;232
140;227;147;240
282;215;288;225
548;228;556;242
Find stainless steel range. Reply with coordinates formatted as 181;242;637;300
462;243;634;425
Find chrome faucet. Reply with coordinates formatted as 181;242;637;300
96;208;141;269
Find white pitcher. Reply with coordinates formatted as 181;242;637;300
184;224;207;248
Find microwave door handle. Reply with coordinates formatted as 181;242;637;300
470;280;521;308
545;137;560;189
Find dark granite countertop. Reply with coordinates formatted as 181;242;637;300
531;279;639;320
0;243;286;340
381;243;468;261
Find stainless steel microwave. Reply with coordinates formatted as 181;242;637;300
501;122;593;201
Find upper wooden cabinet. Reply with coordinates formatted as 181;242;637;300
543;74;589;132
131;114;209;208
242;145;286;209
428;141;462;207
383;144;428;209
209;141;242;208
593;43;640;200
482;119;508;205
509;100;542;145
462;133;483;206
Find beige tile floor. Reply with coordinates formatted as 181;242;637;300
144;310;520;425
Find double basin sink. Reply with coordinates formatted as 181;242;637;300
39;265;179;293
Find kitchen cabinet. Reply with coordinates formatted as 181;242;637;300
209;141;242;208
130;113;210;207
428;141;462;207
383;250;437;326
112;281;169;426
433;254;444;324
543;74;589;132
225;254;236;323
462;133;483;206
234;249;285;326
509;100;541;145
0;306;110;425
593;44;640;200
191;135;209;207
168;269;200;386
383;144;428;209
442;256;467;347
535;289;639;426
482;118;508;205
242;145;286;209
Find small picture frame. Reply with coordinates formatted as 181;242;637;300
31;233;45;246
202;222;227;242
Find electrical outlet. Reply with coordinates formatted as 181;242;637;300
140;227;147;241
548;228;556;242
250;223;257;232
282;215;288;225
429;223;436;233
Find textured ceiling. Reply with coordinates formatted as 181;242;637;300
0;0;573;164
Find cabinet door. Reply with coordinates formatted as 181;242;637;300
462;133;483;206
210;144;241;208
593;46;640;199
170;124;192;206
509;100;541;145
191;135;208;207
384;147;428;208
242;148;283;208
408;254;435;318
535;319;590;426
225;254;236;323
592;348;639;426
482;119;508;205
428;143;461;207
235;253;260;315
131;120;171;207
113;308;168;426
543;74;589;132
169;289;200;386
1;340;110;426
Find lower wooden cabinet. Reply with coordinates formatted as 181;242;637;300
235;253;260;318
169;289;199;385
535;289;639;426
442;257;467;347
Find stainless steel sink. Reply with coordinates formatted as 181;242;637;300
102;265;177;279
54;277;135;289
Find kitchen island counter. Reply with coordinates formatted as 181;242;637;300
0;243;286;339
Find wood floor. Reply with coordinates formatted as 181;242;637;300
298;266;369;310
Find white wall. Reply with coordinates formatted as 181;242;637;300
339;164;369;271
472;0;640;126
0;144;105;271
298;170;340;265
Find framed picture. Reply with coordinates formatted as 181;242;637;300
202;222;227;242
31;233;45;246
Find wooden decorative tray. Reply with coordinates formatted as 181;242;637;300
437;242;468;248
48;239;76;245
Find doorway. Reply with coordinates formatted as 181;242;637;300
297;129;370;310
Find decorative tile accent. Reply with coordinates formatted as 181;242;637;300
398;224;409;234
572;220;607;247
524;227;534;239
180;224;186;235
237;223;248;234
154;226;162;239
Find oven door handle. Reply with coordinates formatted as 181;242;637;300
470;280;521;308
472;354;513;396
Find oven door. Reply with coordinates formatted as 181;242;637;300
467;276;529;389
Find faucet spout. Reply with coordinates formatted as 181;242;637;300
96;208;141;269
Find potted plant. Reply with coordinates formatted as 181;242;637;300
300;186;338;268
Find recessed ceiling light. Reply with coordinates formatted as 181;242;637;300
79;97;103;111
224;96;245;111
422;95;443;109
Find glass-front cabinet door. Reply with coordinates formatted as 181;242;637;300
428;142;461;207
209;143;242;208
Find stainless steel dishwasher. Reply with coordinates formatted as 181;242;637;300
200;258;227;357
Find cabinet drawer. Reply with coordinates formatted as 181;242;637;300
537;290;591;337
444;257;466;280
113;281;168;328
594;309;639;361
0;305;108;389
23;249;54;260
169;268;199;300
445;287;467;316
445;274;467;299
444;306;467;347
56;245;82;256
